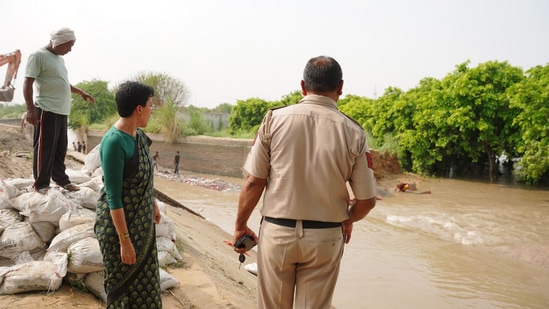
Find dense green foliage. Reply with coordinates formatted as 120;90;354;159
0;103;25;119
227;91;302;133
69;80;116;129
228;98;277;133
132;72;189;107
338;61;547;184
508;65;549;184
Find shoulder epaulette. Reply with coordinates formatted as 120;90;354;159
341;111;363;129
259;105;290;147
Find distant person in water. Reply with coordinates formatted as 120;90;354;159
395;182;431;194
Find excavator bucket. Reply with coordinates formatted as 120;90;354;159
0;85;15;102
0;49;21;102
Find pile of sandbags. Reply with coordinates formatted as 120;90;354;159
0;145;181;301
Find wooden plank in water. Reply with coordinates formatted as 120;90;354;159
154;188;205;219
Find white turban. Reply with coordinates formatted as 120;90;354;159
50;27;76;48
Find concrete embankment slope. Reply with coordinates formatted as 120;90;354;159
86;131;253;178
85;130;400;180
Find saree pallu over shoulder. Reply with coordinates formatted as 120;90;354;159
95;129;162;308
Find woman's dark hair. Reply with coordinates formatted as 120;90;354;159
116;81;155;117
302;56;343;93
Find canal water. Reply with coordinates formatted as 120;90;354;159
154;173;549;309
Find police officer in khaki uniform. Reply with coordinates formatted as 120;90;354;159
234;56;377;309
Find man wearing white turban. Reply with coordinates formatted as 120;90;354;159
23;27;95;194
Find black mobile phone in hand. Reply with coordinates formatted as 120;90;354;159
234;235;256;251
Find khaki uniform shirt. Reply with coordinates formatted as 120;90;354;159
243;95;377;222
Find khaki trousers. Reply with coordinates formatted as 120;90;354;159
257;219;344;309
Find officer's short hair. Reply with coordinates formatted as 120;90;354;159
303;56;342;93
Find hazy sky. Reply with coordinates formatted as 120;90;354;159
3;0;548;108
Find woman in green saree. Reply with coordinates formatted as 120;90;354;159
95;81;162;308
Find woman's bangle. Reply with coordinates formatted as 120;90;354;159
118;233;130;241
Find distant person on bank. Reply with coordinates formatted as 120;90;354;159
23;27;95;193
174;150;180;175
233;56;377;308
152;151;159;171
94;81;162;308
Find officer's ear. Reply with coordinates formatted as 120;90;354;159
337;80;344;96
300;80;307;96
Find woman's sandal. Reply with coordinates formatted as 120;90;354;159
62;183;80;192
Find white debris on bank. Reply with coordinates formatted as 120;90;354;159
0;145;181;301
156;171;241;192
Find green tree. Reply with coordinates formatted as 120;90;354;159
276;90;303;106
210;103;233;114
338;94;375;129
187;108;213;135
228;98;272;133
365;87;404;139
0;103;26;119
147;98;182;142
442;61;523;181
69;80;116;129
132;72;188;107
397;78;449;173
508;64;549;184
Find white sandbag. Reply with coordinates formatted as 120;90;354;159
91;167;104;178
0;256;12;267
18;189;71;224
12;250;35;264
157;250;177;267
30;221;57;243
157;200;167;213
156;212;175;239
48;222;95;253
29;247;47;261
59;207;96;231
156;236;183;261
66;168;92;184
67;237;103;273
83;145;101;176
0;266;7;285
0;261;63;295
0;221;45;259
3;178;33;191
42;251;68;277
63;186;98;210
0;180;20;209
0;208;22;223
159;268;180;291
10;191;45;212
78;176;104;193
84;270;107;303
0;208;22;234
65;272;88;290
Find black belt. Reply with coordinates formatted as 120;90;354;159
264;217;341;229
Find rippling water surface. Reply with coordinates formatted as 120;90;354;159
156;175;549;309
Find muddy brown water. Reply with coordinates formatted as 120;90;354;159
88;135;549;308
151;174;549;309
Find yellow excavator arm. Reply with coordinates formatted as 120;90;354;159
0;49;22;102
